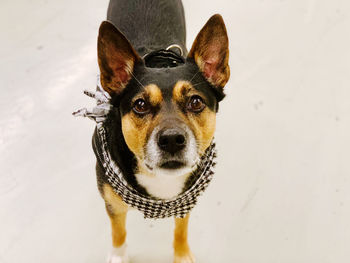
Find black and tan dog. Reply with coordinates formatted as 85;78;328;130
94;0;229;262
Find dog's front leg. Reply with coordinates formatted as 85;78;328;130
173;214;195;263
103;184;129;263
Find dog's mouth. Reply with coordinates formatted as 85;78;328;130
143;157;198;177
159;160;185;169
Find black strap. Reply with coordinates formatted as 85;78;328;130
143;49;185;68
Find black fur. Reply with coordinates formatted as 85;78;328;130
95;0;222;196
107;0;187;57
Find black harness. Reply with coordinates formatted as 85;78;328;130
143;49;185;68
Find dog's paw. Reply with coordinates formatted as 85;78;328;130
107;244;129;263
174;252;195;263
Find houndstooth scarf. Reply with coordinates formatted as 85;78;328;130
73;78;217;219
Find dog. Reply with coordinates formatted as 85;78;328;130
93;0;230;262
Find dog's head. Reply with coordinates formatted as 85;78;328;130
98;15;229;177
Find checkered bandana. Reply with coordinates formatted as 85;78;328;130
73;80;217;219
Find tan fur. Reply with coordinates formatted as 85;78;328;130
103;184;129;247
145;84;163;106
97;14;229;263
173;81;217;154
195;52;230;88
122;110;161;160
187;107;216;154
103;183;194;261
188;14;230;88
97;21;141;95
173;81;193;102
136;162;158;178
173;214;195;263
99;58;135;95
121;84;164;159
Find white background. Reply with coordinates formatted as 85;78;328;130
1;0;349;262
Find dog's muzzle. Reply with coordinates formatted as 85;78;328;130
145;122;198;174
157;128;187;155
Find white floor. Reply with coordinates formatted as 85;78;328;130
1;0;350;262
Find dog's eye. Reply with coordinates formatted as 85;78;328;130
187;95;205;113
133;99;150;114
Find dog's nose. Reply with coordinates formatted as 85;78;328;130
157;128;186;154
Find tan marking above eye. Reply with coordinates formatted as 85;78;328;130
144;84;163;106
172;81;193;103
172;80;208;106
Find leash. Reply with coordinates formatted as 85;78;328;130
73;47;217;219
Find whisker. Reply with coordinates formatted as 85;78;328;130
192;81;206;87
189;69;200;83
131;71;145;89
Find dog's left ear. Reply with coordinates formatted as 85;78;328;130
188;14;230;97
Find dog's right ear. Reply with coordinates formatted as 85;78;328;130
97;21;141;96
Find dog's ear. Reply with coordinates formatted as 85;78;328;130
188;14;230;95
97;21;141;96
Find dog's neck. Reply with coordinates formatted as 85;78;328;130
134;171;192;200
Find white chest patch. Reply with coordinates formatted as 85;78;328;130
135;172;191;200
